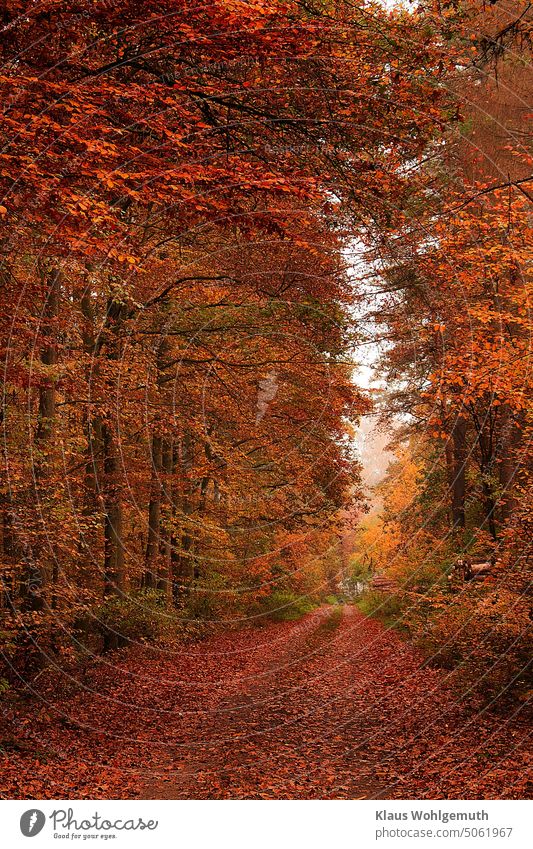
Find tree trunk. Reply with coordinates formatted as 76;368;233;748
102;420;125;597
482;479;498;541
0;399;17;610
173;433;194;602
100;294;128;599
478;426;498;540
80;288;103;571
451;415;467;529
498;404;520;524
157;438;173;600
144;337;173;595
35;270;60;443
29;268;61;610
143;433;162;589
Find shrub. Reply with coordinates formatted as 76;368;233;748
357;589;404;630
91;589;179;647
324;594;340;605
256;590;316;622
419;588;532;703
0;614;69;681
183;573;239;622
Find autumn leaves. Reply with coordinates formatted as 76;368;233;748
0;2;450;659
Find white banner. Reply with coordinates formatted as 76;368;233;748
0;799;530;849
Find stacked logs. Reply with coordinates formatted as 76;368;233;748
370;574;400;593
451;556;499;583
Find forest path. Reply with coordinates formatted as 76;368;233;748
1;606;529;799
137;604;386;800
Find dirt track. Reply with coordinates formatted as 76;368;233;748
1;606;530;799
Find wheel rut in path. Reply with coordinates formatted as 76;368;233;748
139;604;385;799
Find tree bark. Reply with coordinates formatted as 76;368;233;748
498;404;520;524
28;268;61;610
143;433;162;589
451;415;467;529
80;288;104;573
100;294;127;598
172;433;195;602
477;426;498;540
157;438;174;600
102;420;125;596
35;270;60;443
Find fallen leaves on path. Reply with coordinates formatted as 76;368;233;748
1;606;530;799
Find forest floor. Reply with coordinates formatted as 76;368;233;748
1;605;530;799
